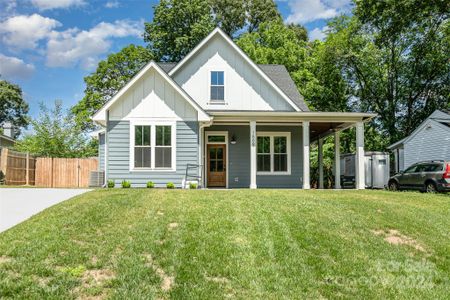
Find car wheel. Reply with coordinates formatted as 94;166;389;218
425;182;437;193
388;181;398;191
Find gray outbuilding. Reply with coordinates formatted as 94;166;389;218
388;110;450;173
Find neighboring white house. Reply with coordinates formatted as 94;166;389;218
388;110;450;173
0;122;16;149
93;27;376;189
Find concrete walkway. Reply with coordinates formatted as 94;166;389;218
0;188;91;233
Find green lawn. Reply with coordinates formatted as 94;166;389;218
0;190;449;299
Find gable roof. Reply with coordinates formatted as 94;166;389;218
166;27;304;112
387;110;450;150
92;61;211;124
157;62;309;111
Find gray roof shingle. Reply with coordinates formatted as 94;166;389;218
157;62;309;111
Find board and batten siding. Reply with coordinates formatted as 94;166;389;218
98;132;105;171
172;35;295;112
205;125;303;188
107;120;198;187
403;120;450;169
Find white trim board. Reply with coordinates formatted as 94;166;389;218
168;27;302;112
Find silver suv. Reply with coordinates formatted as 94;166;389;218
388;161;450;193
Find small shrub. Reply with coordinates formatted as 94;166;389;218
146;181;155;188
122;180;131;188
107;180;115;188
189;182;198;189
166;182;175;189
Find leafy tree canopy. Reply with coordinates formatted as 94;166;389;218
0;80;29;137
71;44;153;131
236;21;348;112
16;101;96;157
144;0;281;62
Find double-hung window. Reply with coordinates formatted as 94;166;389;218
131;123;175;170
257;132;290;174
155;125;172;168
134;125;151;168
210;71;224;101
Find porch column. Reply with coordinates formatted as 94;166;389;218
318;138;324;189
334;131;341;189
302;121;310;189
355;121;365;189
250;120;257;189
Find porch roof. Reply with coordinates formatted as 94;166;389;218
207;110;377;141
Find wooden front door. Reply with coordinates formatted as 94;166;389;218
207;144;226;187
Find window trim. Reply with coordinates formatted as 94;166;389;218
256;132;291;175
129;120;176;172
209;70;225;103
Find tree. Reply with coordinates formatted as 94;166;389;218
0;80;29;137
71;45;153;130
144;0;215;62
16;101;96;157
236;21;348;112
144;0;281;61
323;3;450;146
245;0;281;33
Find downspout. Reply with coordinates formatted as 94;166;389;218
103;109;109;188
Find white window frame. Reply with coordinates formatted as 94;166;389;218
208;70;225;104
129;120;176;172
256;132;291;175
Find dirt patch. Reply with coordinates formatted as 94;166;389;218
0;256;12;264
372;229;426;252
155;239;165;245
157;211;164;216
143;254;175;292
168;223;178;230
82;269;115;285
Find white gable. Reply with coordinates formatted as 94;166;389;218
92;62;211;124
109;68;197;121
171;33;297;111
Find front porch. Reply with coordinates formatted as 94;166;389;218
199;111;376;189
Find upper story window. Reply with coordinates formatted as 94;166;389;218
210;71;224;101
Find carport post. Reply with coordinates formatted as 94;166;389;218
318;138;324;189
334;131;341;189
302;121;310;189
355;121;365;189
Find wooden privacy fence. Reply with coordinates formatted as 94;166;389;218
0;148;98;187
0;148;36;185
35;158;98;188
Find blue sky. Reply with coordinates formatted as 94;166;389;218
0;0;352;119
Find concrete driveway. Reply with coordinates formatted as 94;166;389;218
0;188;91;233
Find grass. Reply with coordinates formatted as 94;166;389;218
0;189;449;299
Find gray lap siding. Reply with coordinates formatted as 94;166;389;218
107;120;198;187
205;125;303;188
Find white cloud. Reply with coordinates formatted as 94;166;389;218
46;20;142;69
31;0;85;10
309;26;328;41
105;1;120;8
0;54;35;79
0;14;61;49
284;0;351;24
